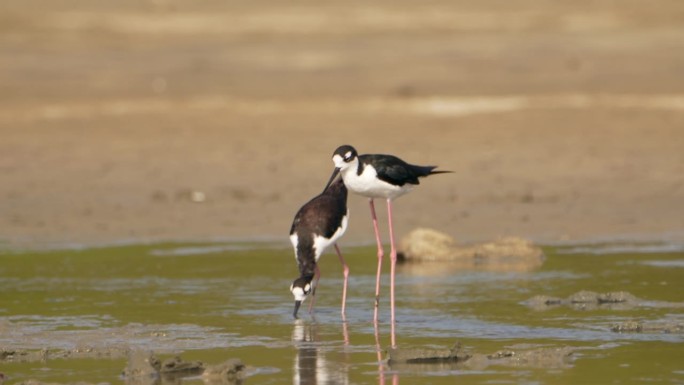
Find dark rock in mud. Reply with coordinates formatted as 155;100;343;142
611;321;684;333
202;359;246;383
398;228;545;272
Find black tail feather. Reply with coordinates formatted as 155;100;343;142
412;165;453;177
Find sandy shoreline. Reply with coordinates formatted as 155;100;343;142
1;1;683;250
3;108;682;251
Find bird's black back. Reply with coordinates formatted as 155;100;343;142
290;178;348;277
359;154;448;186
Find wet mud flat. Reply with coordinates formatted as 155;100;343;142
1;241;684;384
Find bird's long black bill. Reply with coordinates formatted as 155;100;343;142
293;300;302;319
323;167;341;193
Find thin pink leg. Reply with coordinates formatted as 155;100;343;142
308;265;320;314
373;320;385;384
334;243;349;316
342;314;349;345
386;199;397;348
369;199;384;323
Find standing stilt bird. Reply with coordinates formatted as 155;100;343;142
323;145;450;346
289;177;349;318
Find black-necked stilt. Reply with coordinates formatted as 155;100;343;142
323;144;450;346
289;177;349;319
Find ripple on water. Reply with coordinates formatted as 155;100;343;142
639;260;684;268
557;242;684;255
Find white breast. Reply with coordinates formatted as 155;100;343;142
290;233;299;261
341;165;411;199
312;212;348;261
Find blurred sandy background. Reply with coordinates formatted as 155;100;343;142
1;0;683;249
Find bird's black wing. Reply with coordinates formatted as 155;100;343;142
361;154;435;186
291;181;347;235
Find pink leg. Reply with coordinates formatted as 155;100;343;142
308;265;320;314
386;199;397;348
369;199;384;323
334;243;349;316
342;315;349;345
373;320;385;384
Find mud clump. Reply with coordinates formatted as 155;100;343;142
159;355;204;376
389;343;576;370
478;346;576;369
203;358;247;383
568;290;638;305
123;351;244;384
388;343;470;364
526;290;642;311
525;295;564;307
611;321;684;334
6;353;244;385
122;350;161;380
1;347;131;364
398;228;545;272
597;291;639;304
1;349;28;361
0;349;49;363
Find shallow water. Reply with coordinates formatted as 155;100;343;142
1;242;683;384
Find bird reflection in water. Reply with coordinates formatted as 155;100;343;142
292;319;350;385
374;321;399;385
291;319;398;385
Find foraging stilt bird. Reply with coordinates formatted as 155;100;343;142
323;144;450;346
289;177;349;318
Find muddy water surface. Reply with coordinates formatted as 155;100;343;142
1;243;683;384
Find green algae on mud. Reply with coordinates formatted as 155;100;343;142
1;242;683;384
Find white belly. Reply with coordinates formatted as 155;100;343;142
341;166;411;199
312;212;348;260
290;213;349;262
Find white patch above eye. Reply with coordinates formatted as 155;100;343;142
344;151;352;161
304;283;311;293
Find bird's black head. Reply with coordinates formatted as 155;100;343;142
324;145;358;191
333;145;358;164
290;276;314;318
